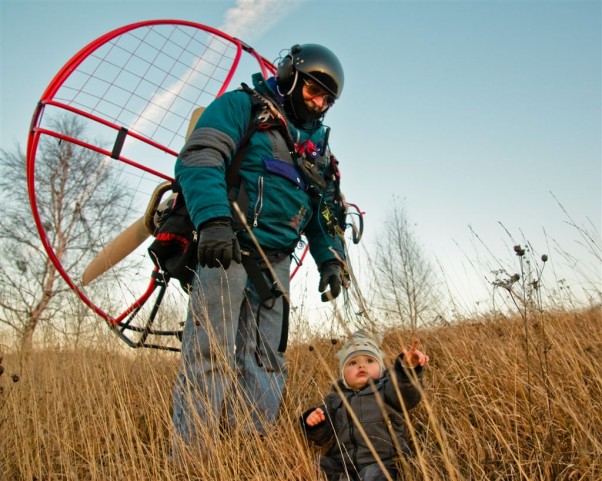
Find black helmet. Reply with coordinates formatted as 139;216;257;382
276;43;344;99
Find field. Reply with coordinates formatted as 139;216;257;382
1;306;600;480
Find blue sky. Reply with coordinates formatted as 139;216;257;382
1;0;600;315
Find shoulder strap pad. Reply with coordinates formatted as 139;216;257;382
226;83;294;189
224;84;266;189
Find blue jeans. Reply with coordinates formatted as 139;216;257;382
172;255;290;446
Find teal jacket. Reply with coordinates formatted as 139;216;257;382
174;73;345;265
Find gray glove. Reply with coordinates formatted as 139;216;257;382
197;218;242;269
318;260;346;302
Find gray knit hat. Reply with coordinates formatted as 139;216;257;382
335;330;385;383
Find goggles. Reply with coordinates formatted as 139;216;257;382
303;79;335;107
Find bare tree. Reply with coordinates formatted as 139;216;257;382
372;199;441;329
0;115;130;351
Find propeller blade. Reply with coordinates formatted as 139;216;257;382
81;217;150;286
185;107;205;140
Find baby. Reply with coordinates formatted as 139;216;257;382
301;330;429;481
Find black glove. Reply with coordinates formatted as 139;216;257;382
318;260;346;302
197;218;242;269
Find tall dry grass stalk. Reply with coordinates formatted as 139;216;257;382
1;306;600;480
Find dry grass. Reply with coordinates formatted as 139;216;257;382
1;306;600;480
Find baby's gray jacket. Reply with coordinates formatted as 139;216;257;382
301;355;424;468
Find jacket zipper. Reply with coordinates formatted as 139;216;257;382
253;176;264;227
347;392;359;465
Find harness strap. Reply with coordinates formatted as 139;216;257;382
239;83;298;156
225;95;262;189
241;251;275;304
278;296;290;352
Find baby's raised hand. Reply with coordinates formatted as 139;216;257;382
402;339;430;368
306;407;326;427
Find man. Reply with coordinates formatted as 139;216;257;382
171;43;348;447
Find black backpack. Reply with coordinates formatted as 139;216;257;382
147;193;198;288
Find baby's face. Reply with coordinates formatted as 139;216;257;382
343;354;381;390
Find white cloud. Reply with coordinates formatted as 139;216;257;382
219;0;305;41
